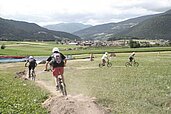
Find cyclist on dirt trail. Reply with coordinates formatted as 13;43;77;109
45;47;67;91
128;52;135;63
101;52;109;66
25;56;37;78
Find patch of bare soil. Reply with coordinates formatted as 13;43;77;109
16;69;109;114
42;95;108;114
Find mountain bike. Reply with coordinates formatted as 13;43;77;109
45;69;67;96
57;75;67;96
99;61;112;68
125;60;139;67
25;65;36;81
30;69;36;81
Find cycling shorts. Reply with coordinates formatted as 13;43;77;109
52;67;64;77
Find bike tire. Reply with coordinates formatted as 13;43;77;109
31;71;36;81
107;62;112;67
125;62;131;67
62;85;67;96
133;62;139;67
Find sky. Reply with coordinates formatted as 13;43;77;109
0;0;171;26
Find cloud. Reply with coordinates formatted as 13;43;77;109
0;0;171;26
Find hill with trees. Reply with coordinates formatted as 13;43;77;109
115;9;171;40
0;17;80;41
74;9;171;41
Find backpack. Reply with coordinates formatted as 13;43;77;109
29;59;36;67
52;53;62;64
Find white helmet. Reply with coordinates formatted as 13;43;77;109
105;52;108;55
29;56;33;59
52;47;59;53
132;52;135;55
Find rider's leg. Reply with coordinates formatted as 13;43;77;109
54;76;59;90
28;66;31;78
102;59;106;66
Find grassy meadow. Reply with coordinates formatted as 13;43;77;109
35;51;171;114
63;51;171;113
1;41;171;113
0;63;49;114
1;41;171;56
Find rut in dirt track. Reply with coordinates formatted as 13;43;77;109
16;69;110;114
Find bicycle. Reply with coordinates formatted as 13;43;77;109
30;69;36;81
99;61;112;68
25;65;36;81
57;75;67;96
45;69;67;96
125;60;139;67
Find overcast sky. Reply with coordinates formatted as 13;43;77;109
0;0;171;26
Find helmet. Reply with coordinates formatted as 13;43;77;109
52;47;59;53
29;56;33;59
132;52;135;55
105;52;108;55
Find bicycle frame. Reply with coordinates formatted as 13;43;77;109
30;69;36;81
57;75;67;96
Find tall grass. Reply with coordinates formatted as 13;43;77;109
0;63;49;114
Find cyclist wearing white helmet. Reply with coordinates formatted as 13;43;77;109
101;52;109;66
25;56;37;78
129;52;135;62
45;47;67;91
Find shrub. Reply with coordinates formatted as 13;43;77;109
1;44;6;49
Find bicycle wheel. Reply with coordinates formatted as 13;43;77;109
125;62;131;67
107;62;112;67
31;71;36;81
133;62;139;67
99;63;103;68
62;84;67;96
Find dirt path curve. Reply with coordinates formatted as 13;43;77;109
35;70;109;114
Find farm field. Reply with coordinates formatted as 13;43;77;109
0;42;171;114
1;50;171;113
64;51;171;113
1;41;171;56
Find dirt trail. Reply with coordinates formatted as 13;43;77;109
34;70;109;114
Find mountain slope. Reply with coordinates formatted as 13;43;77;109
44;23;92;33
73;15;155;40
0;18;80;41
118;9;171;40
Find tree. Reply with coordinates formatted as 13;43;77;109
1;44;6;49
129;39;140;48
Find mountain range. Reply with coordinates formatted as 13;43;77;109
1;9;171;41
73;9;171;40
44;23;92;33
0;18;81;41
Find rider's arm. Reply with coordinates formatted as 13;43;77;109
64;59;67;67
25;61;28;67
45;61;50;71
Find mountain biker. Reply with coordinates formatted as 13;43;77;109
101;52;109;66
25;56;37;78
128;52;135;63
45;47;67;91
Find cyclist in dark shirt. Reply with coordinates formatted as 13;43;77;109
25;56;37;78
45;47;67;91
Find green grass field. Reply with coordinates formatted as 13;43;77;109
0;63;49;114
34;51;171;114
63;51;171;113
1;41;171;56
1;41;171;113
